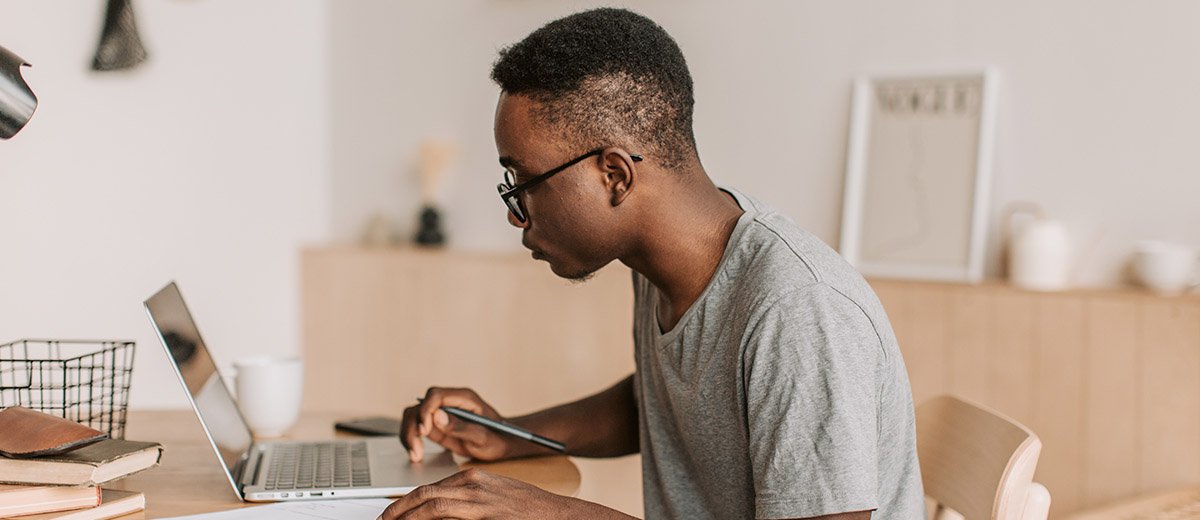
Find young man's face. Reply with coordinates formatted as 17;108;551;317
493;93;621;280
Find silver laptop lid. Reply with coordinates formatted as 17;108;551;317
145;281;253;498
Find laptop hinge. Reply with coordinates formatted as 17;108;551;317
233;443;257;488
247;449;265;486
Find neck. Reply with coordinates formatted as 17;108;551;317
620;167;744;331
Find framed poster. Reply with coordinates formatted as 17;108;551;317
839;69;997;283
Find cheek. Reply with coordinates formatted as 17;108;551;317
528;192;608;253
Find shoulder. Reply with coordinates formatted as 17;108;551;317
721;189;890;347
721;190;871;305
746;282;882;352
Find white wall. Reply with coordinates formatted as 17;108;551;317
0;1;330;409
328;0;1200;287
3;0;1198;411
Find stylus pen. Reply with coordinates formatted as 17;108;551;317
417;398;567;453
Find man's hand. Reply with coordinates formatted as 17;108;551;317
401;387;512;463
378;468;632;520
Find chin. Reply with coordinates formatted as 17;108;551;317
547;259;598;283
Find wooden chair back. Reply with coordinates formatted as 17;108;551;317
917;395;1047;520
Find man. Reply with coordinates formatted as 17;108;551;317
383;8;924;520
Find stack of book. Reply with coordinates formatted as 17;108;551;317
0;407;162;519
0;438;162;519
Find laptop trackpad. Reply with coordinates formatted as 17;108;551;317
369;437;459;487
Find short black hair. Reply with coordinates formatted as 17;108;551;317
491;8;697;168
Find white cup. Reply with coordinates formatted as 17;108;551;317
1132;241;1200;296
234;356;303;438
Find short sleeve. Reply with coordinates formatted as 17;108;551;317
743;283;882;519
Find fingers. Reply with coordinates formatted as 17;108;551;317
391;498;478;520
426;411;493;459
405;409;477;461
406;387;499;462
379;472;487;520
425;424;468;456
400;405;424;462
377;470;558;520
380;491;477;520
418;387;493;437
433;411;491;448
428;409;450;437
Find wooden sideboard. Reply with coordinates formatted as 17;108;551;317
872;279;1200;517
301;246;1200;518
301;247;636;416
301;247;643;515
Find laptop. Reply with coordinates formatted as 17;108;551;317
144;281;459;501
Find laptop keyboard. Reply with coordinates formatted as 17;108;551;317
264;442;371;490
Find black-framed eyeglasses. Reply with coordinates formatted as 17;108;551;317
496;148;643;223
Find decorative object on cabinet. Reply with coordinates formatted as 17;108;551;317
840;68;998;283
413;140;454;246
361;213;395;247
1005;202;1072;291
1131;240;1198;296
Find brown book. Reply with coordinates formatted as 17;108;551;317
0;484;101;517
14;489;145;520
0;440;162;486
0;407;107;459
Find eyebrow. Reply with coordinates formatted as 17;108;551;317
498;156;526;170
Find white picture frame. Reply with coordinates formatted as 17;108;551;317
839;68;998;283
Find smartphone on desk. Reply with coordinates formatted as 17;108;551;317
335;416;402;436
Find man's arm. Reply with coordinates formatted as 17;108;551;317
506;373;639;458
792;512;872;520
376;471;871;520
379;469;636;520
402;374;638;461
745;284;891;519
386;377;641;520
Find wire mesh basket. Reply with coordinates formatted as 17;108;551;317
0;339;135;439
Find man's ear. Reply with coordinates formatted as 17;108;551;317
600;147;638;206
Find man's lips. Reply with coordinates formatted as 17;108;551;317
522;237;544;260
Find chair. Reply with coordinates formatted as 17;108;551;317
917;395;1052;520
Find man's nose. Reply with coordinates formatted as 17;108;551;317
507;210;528;228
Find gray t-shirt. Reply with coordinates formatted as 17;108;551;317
633;189;924;519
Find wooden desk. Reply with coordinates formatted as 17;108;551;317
109;411;580;518
1064;486;1200;518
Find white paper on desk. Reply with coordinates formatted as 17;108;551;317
162;498;394;520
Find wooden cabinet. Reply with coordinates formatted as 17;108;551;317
873;279;1200;517
301;247;636;416
301;247;643;515
302;247;1200;518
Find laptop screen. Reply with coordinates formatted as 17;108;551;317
145;282;253;492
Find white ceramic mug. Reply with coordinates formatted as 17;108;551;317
234;356;303;438
1132;241;1200;296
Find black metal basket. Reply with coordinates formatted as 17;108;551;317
0;339;135;439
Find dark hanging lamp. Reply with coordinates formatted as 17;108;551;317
0;45;37;140
92;0;149;71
